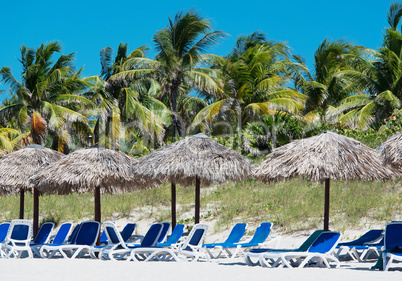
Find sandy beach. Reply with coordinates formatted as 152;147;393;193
0;258;399;281
1;221;401;280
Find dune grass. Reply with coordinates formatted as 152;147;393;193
0;178;400;233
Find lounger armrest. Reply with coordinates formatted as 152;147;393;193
7;239;30;247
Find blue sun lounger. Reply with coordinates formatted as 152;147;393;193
203;222;273;259
259;231;341;268
0;222;11;257
129;223;209;262
335;229;383;261
382;221;402;271
34;222;73;257
90;222;137;258
40;221;100;259
203;223;247;258
158;224;185;247
29;222;54;257
244;230;324;266
120;223;136;242
1;220;33;258
40;223;81;258
99;222;163;260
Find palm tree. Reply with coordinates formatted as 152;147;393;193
292;39;366;123
0;42;92;152
332;3;402;129
191;33;306;133
110;10;225;139
86;43;169;152
0;127;27;155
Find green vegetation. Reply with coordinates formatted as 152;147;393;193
0;5;401;234
1;178;400;233
0;5;401;154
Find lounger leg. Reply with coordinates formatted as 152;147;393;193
281;256;294;268
349;248;360;261
230;246;242;259
259;256;270;267
383;253;391;271
244;254;260;266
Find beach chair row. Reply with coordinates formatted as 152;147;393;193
2;219;401;270
244;221;402;271
0;220;276;262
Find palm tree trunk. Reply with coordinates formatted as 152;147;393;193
94;118;100;145
170;84;183;141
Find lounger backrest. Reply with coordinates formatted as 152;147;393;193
53;222;73;244
68;223;82;244
352;229;384;245
159;224;184;246
297;230;324;252
140;223;163;247
33;222;54;244
103;222;124;246
7;220;33;243
181;224;208;251
0;222;10;243
384;222;402;251
100;230;108;244
74;221;100;246
248;222;272;244
224;223;247;244
120;223;136;242
308;231;341;254
158;222;171;243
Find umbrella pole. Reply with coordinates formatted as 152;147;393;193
171;182;176;229
94;186;101;246
33;187;39;237
94;186;101;223
19;188;24;219
195;176;200;224
324;179;330;231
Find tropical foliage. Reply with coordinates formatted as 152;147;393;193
0;42;92;152
1;5;402;156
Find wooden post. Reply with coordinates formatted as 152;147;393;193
94;186;101;223
324;179;330;231
94;186;101;246
171;182;176;229
195;176;200;224
19;188;24;219
33;188;39;237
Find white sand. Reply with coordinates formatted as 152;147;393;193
0;258;399;281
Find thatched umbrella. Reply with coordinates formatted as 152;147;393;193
30;145;145;229
132;133;252;228
254;131;396;231
0;145;63;228
377;131;402;170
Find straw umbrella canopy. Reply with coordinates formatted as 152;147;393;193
253;131;396;231
30;145;146;229
132;133;252;227
377;131;402;170
0;144;63;222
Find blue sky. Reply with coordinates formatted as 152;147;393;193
0;0;395;100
